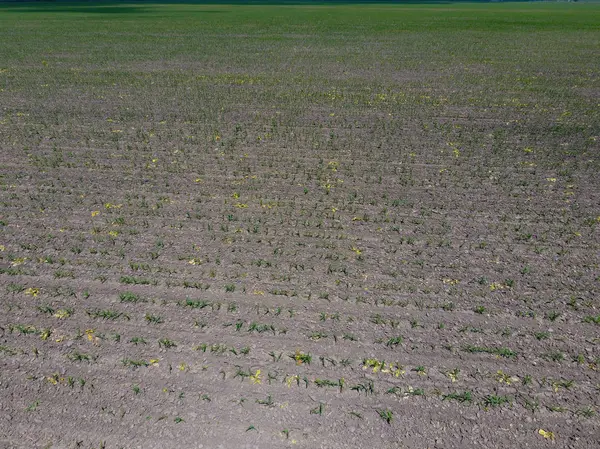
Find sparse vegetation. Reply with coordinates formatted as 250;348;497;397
0;2;598;448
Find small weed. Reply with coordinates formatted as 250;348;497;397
310;403;324;415
158;338;177;349
119;292;144;303
87;309;129;320
37;305;55;315
0;345;19;356
521;397;539;413
183;298;211;309
130;337;147;345
482;395;512;408
413;366;427;375
145;314;163;324
248;322;276;334
378;409;393;424
68;351;96;363
54;270;75;279
269;351;282;361
291;351;312;365
256;395;274;407
234;367;251;380
542;351;564;362
442;391;472;403
350;380;375;396
385;336;403;347
576;406;596;418
583;315;600;324
25;400;40;412
10;324;39;335
122;358;149;368
547;404;567;413
120;276;153;285
370;314;386;325
314;378;338;388
407;387;425;396
7;283;25;293
441;302;455;311
309;331;328;341
534;332;550;340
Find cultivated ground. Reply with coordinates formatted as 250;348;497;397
0;2;599;448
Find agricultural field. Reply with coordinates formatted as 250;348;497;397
0;1;599;448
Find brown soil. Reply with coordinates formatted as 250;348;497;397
1;5;599;449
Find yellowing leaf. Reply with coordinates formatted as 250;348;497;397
53;309;71;319
11;257;27;267
448;370;459;382
392;365;406;377
40;329;51;341
495;370;512;385
490;282;505;291
250;369;262;384
24;287;39;297
443;278;459;285
286;375;299;388
91;210;100;217
538;429;555;441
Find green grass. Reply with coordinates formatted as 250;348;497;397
1;3;598;137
